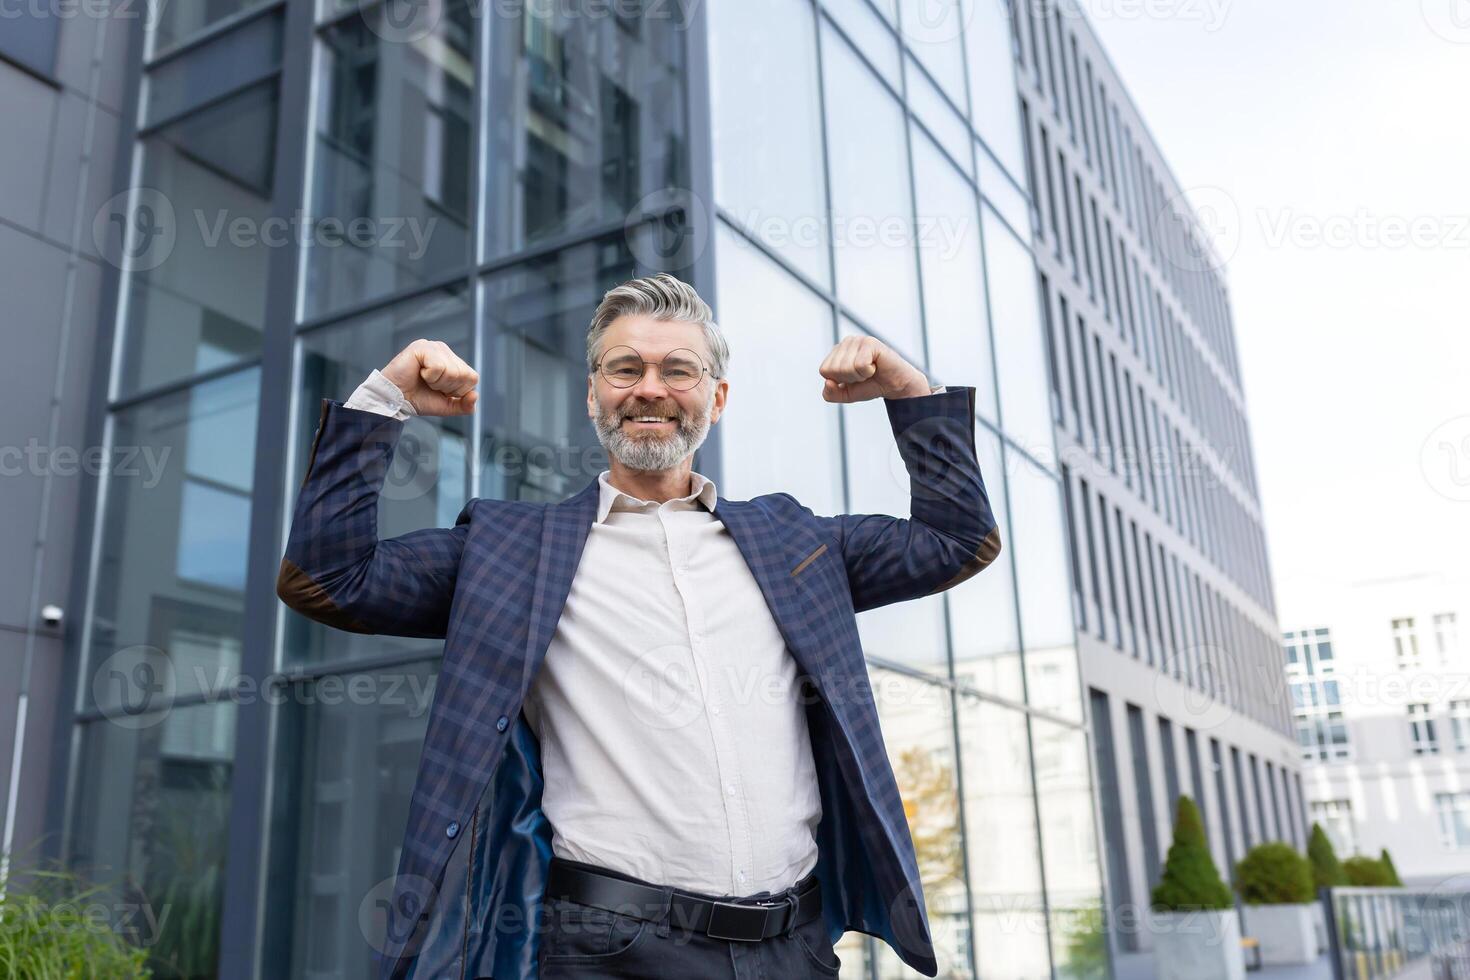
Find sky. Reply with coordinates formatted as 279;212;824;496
1074;0;1470;621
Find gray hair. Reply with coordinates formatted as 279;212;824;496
586;273;730;381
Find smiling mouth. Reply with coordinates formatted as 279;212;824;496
624;416;676;428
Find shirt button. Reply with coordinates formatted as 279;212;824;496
496;715;509;732
446;821;460;839
738;871;746;883
726;784;736;797
711;705;721;715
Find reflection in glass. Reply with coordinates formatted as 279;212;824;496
984;207;1055;458
839;319;948;672
711;0;830;289
273;660;438;979
961;0;1028;181
119;83;278;396
149;0;274;56
70;705;235;979
483;0;688;262
947;425;1022;702
1031;719;1108;980
958;692;1049;977
145;10;282;125
88;368;259;713
713;223;842;514
304;0;474;317
822;23;922;360
870;668;970;978
284;288;473;666
479;234;656;503
1008;448;1084;722
910;129;998;423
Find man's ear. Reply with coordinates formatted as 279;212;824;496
586;375;596;419
709;378;729;426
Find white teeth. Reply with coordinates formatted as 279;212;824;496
631;417;670;422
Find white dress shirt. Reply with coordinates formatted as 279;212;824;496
343;370;824;897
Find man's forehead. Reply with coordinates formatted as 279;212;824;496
602;316;709;358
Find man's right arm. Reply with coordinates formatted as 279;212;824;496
276;342;480;638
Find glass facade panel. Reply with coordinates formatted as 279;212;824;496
897;0;968;108
273;660;438;980
1032;718;1107;980
478;233;647;504
149;0;275;57
960;0;1027;180
283;288;473;666
1009;447;1084;722
711;0;831;289
0;2;59;77
906;56;973;177
482;0;688;263
959;692;1049;977
303;0;474;317
822;0;900;90
70;704;236;979
984;206;1055;457
821;21;923;360
87;369;259;713
713;223;844;514
871;667;969;977
910;128;998;422
119;83;279;396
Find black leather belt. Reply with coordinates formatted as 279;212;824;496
545;861;822;942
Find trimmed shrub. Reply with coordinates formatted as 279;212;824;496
1308;822;1348;888
1379;849;1404;887
1235;841;1315;905
1151;795;1233;911
1343;856;1395;887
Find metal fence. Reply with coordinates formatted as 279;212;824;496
1325;887;1470;980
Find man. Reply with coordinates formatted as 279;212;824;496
277;273;1001;979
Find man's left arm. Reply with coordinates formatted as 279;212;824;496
788;337;1002;613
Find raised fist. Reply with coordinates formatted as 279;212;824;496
381;339;479;417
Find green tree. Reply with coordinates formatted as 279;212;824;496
1151;796;1233;911
1235;842;1314;904
1308;823;1348;888
1379;848;1404;887
1343;855;1394;887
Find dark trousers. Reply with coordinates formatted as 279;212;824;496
538;856;843;978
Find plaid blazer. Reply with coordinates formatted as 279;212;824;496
277;385;1001;979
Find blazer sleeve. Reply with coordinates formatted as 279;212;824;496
785;385;1002;614
276;398;472;638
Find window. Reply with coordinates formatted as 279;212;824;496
1394;617;1421;670
1437;792;1470;850
1410;703;1439;755
1436;613;1460;662
1310;799;1357;855
0;4;60;79
1451;701;1470;751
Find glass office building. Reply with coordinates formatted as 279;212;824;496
45;0;1109;977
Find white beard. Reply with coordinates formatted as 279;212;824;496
592;387;715;472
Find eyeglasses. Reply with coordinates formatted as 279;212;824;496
593;345;714;391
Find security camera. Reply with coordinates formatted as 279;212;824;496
41;604;63;627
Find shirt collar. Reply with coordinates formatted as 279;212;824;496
595;469;718;523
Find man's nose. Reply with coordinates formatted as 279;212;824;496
629;362;671;401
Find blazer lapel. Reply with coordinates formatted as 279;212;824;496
712;496;834;688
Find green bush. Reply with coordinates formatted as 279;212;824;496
1308;823;1348;888
1379;849;1404;887
1343;855;1395;887
0;864;151;978
1151;795;1233;911
1235;841;1315;905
